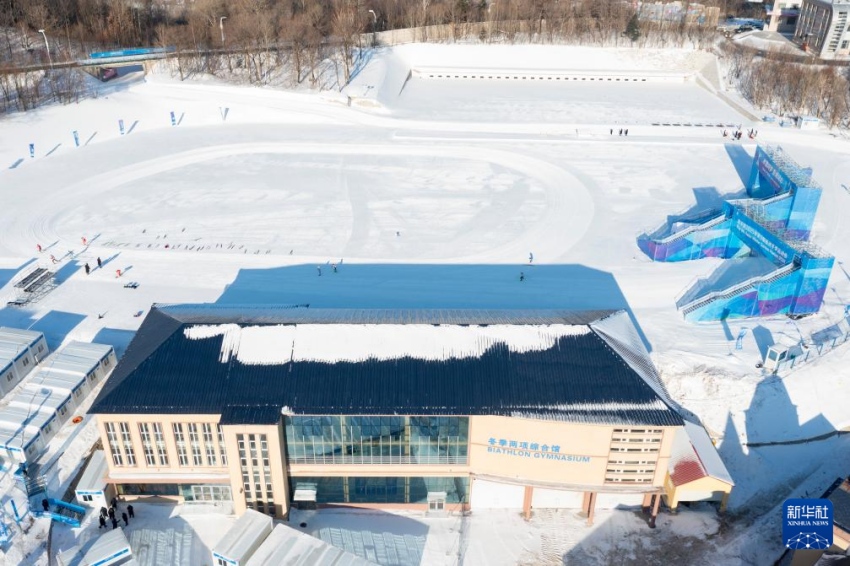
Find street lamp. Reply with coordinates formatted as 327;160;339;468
38;29;52;69
219;16;227;44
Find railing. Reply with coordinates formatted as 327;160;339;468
680;262;800;316
653;213;727;245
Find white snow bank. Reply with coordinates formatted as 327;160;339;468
184;323;590;365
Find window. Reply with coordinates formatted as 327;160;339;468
217;424;227;465
73;387;83;399
192;444;203;466
842;40;849;49
82;494;93;502
153;423;169;466
102;357;111;367
120;422;136;466
173;423;189;466
22;357;29;367
139;423;156;466
106;422;124;466
38;344;44;353
206;444;218;466
4;373;11;382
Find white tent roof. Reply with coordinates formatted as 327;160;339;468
57;527;132;566
10;387;72;414
0;405;54;432
76;450;108;492
213;509;274;561
246;524;378;566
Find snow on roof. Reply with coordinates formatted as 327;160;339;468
184;323;591;365
213;509;274;561
56;527;132;566
76;450;108;492
669;421;734;487
10;387;72;414
245;524;378;566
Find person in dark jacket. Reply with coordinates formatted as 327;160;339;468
99;515;107;529
121;512;129;526
112;517;119;529
108;507;115;519
41;499;49;512
127;504;134;518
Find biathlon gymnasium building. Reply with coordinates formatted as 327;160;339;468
89;305;733;524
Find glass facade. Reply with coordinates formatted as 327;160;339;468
291;476;469;504
284;416;468;465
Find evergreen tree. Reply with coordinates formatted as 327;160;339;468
625;14;641;42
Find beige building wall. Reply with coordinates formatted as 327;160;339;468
662;474;733;510
221;422;289;519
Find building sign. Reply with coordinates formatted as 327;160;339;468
782;498;833;549
486;437;591;463
732;214;793;266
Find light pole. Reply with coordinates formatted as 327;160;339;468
219;16;227;45
38;29;52;69
367;10;377;47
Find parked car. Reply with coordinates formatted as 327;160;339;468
735;25;755;33
100;68;118;81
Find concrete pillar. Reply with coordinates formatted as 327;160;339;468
719;492;730;514
522;486;533;521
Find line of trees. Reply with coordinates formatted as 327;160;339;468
721;43;850;128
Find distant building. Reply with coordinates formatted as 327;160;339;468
90;305;733;525
767;0;803;33
793;0;850;59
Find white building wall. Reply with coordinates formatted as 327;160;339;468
470;478;524;509
531;488;584;509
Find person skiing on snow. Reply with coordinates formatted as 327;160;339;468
84;263;90;275
519;272;525;282
317;266;322;276
97;257;102;268
528;252;534;264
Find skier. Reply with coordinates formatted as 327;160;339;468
528;252;534;264
99;515;107;529
50;254;57;264
619;129;623;136
332;263;338;273
97;257;102;268
84;263;90;275
81;236;87;246
519;272;525;282
317;266;322;277
115;269;122;278
127;504;134;519
122;512;129;526
625;129;629;136
37;244;42;253
610;128;613;135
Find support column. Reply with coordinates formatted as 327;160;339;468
719;492;730;514
641;493;652;512
648;493;661;529
587;492;597;526
522;486;533;521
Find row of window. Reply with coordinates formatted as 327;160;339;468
284;416;469;465
237;433;275;513
290;476;468;505
105;421;227;468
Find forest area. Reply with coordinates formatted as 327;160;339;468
0;0;848;128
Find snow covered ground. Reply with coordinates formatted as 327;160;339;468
1;43;850;565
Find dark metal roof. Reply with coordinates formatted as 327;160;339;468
91;306;682;427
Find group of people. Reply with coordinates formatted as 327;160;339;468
84;257;103;275
97;497;135;530
611;128;629;136
722;128;757;140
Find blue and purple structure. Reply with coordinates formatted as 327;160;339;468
637;145;834;322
